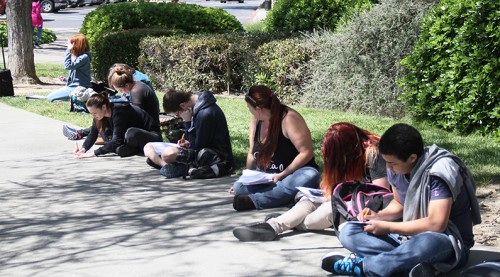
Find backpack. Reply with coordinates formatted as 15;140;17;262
70;95;89;113
331;180;394;235
160;116;185;143
185;148;231;179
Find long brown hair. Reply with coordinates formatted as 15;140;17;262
70;34;90;57
320;122;380;198
86;93;111;132
245;85;288;169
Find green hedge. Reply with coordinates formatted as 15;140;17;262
265;0;376;32
255;38;316;104
399;0;500;138
0;23;56;47
138;32;293;94
91;28;180;82
81;2;244;44
302;0;437;118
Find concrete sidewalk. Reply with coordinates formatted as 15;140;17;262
1;103;499;276
0;103;347;276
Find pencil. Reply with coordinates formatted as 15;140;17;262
75;142;79;151
364;209;369;216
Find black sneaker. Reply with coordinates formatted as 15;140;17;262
146;158;162;170
409;263;435;277
321;252;364;276
264;213;282;221
233;222;277;241
116;145;138;157
233;195;256;211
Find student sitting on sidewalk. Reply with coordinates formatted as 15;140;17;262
63;64;158;140
74;93;162;158
229;85;320;211
321;123;481;277
143;88;234;178
232;122;389;241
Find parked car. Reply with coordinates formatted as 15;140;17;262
220;0;244;3
67;0;84;8
82;0;104;6
41;0;68;13
0;0;5;15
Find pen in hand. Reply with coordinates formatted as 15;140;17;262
75;142;80;151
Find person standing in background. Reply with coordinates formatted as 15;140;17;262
31;0;43;47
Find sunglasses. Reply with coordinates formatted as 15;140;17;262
245;88;258;107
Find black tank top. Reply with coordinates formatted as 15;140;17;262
252;120;318;173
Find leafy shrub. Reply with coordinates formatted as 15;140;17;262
80;2;243;44
91;28;180;82
255;38;316;104
302;0;437;118
0;23;56;47
139;32;293;94
265;0;376;33
399;0;500;137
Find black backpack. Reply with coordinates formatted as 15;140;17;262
331;180;394;235
185;148;231;179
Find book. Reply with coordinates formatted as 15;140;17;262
297;186;325;203
236;169;274;185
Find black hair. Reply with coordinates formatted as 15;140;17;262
379;123;424;161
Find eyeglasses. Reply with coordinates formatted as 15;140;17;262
245;88;258;107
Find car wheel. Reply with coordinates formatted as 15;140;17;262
238;0;244;2
220;0;226;2
41;0;55;13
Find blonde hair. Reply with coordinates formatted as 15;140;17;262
107;63;134;89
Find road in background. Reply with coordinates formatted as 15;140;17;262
43;0;262;32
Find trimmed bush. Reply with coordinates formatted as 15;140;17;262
80;2;244;44
399;0;500;137
139;32;293;94
0;23;56;47
265;0;376;33
255;38;316;104
91;28;180;82
302;0;437;118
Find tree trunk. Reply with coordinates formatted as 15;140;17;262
6;0;40;84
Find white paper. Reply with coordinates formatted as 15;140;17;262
297;187;325;203
236;169;274;185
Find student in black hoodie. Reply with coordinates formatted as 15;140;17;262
74;93;162;158
143;89;234;178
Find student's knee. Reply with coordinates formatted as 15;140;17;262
143;143;154;157
161;147;177;163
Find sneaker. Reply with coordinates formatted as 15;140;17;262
409;263;435;277
62;125;81;140
146;158;162;170
233;222;277;241
264;213;282;221
233;195;256;211
160;163;187;178
321;252;364;276
116;145;139;157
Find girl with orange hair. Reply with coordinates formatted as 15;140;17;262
233;122;389;241
48;34;92;102
231;85;320;211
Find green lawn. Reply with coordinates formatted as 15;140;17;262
2;64;498;186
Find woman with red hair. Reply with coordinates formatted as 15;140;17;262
231;85;320;211
233;122;389;241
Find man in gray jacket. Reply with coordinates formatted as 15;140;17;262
321;123;481;277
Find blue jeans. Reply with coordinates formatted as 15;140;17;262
338;223;468;276
47;86;76;102
233;166;320;209
32;27;42;44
